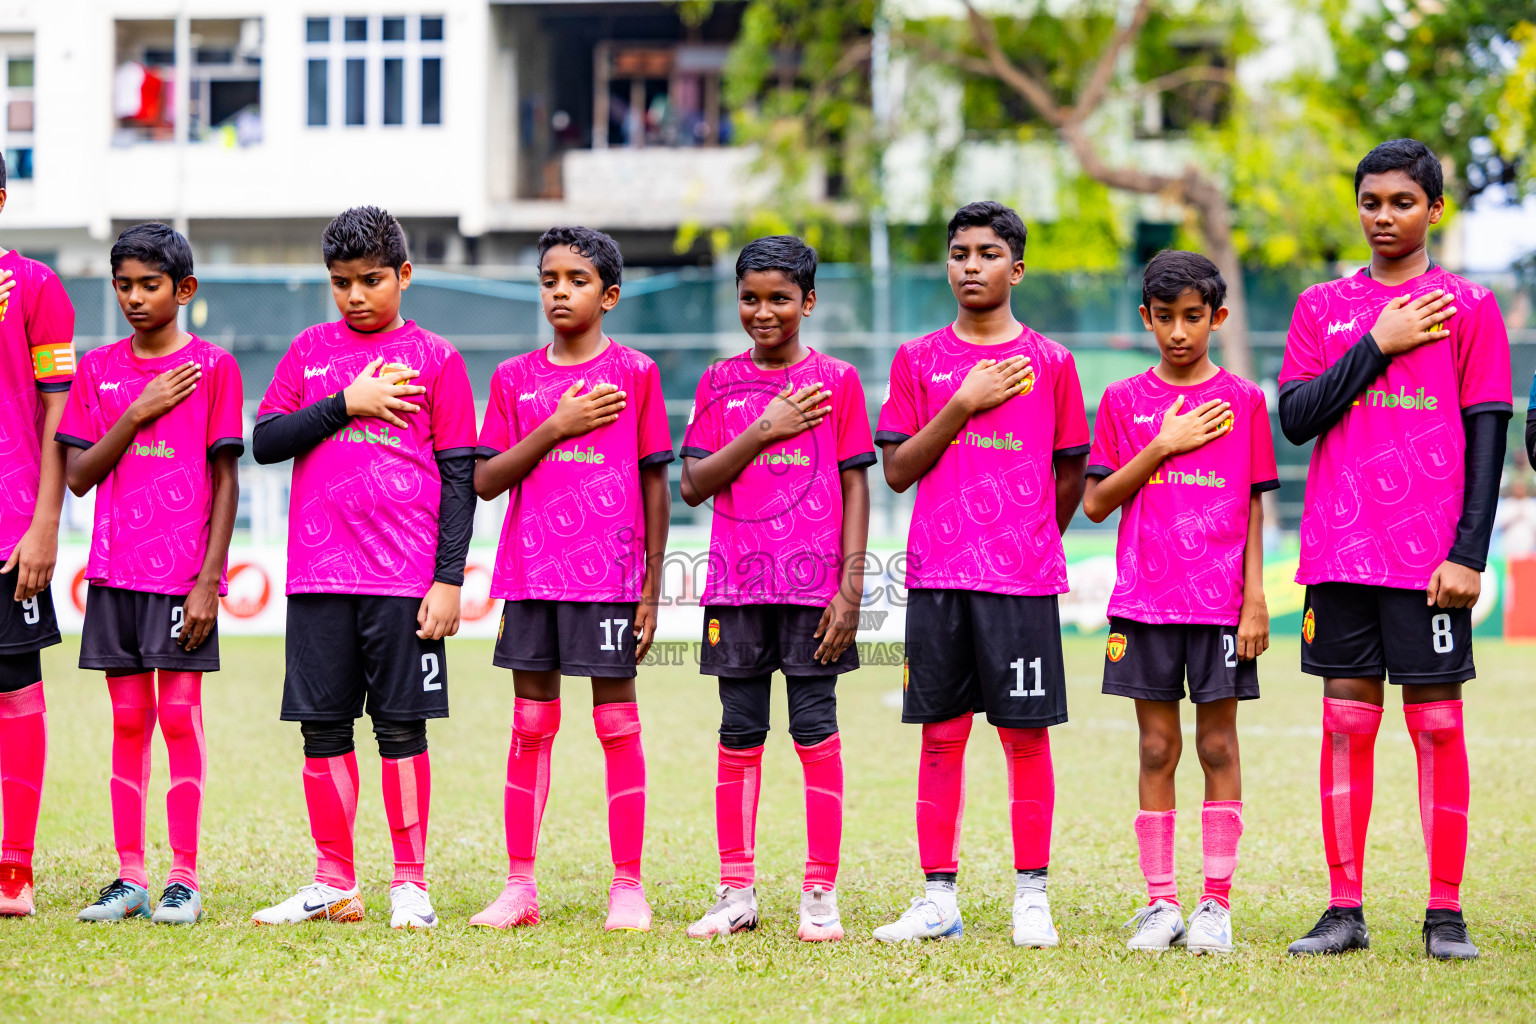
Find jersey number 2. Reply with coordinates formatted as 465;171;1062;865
422;653;442;691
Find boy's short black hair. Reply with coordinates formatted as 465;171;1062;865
111;223;194;287
1141;249;1227;312
946;201;1028;262
1354;139;1444;205
322;205;409;271
538;226;623;291
735;235;818;296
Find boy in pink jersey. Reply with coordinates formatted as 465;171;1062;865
1279;140;1510;960
250;207;478;930
469;227;672;933
57;224;242;925
0;150;76;918
1083;251;1278;954
872;202;1088;947
677;236;874;942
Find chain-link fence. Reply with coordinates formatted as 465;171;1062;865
57;264;1536;545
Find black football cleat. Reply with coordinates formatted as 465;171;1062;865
1287;905;1370;955
1423;908;1479;960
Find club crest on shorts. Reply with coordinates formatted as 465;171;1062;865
708;617;720;646
1106;632;1127;662
1302;607;1316;644
903;660;909;689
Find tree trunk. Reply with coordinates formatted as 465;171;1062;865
1182;169;1253;381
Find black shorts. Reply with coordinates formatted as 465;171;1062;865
699;603;858;678
282;593;449;721
0;564;60;656
1101;618;1259;704
79;585;219;672
494;599;638;679
902;589;1067;729
1301;582;1474;685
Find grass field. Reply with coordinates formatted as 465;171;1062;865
1;635;1533;1022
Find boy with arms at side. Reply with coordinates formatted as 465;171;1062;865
57;224;242;925
470;227;672;933
873;201;1088;947
0;149;76;917
1279;140;1510;960
251;207;477;930
678;236;875;942
1083;251;1278;954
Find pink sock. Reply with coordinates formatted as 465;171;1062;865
107;673;156;888
593;702;646;888
795;734;843;890
0;681;47;871
1404;700;1469;911
716;744;763;889
155;671;205;890
505;697;559;884
381;751;431;888
1201;800;1243;909
998;727;1053;871
1321;697;1381;908
1135;809;1178;905
917;714;972;875
303;752;359;890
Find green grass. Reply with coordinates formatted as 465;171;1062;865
2;636;1533;1022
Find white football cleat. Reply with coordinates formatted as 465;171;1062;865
686;884;759;938
872;894;963;943
1125;899;1186;951
1184;898;1233;954
251;882;365;925
1011;891;1059;948
797;887;844;942
390;882;437;929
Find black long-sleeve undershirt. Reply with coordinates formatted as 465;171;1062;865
252;394;477;586
433;453;476;586
251;393;351;464
1277;333;1390;445
1448;409;1508;573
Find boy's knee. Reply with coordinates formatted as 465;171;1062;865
1139;731;1180;774
301;719;355;759
373;718;428;759
1196;729;1237;772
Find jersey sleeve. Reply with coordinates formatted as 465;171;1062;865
1085;389;1121;478
256;338;305;421
1249;389;1280;491
208;352;246;455
636;359;675;468
1278;289;1326;385
476;364;516;458
834;366;877;471
25;268;77;392
679;369;719;460
1052;350;1090;456
55;359;98;449
1456;290;1513;413
429;348;478;454
875;345;920;444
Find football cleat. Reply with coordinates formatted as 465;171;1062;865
1012;891;1059;948
872;895;963;943
469;881;541;929
0;864;35;917
151;883;203;925
686;884;760;938
251;882;365;925
1184;898;1233;954
78;879;152;922
1125;899;1186;951
604;882;653;932
390;882;437;929
797;886;844;942
1287;905;1370;955
1423;908;1479;960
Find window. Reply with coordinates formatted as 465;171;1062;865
345;58;365;126
1;42;36;176
113;19;262;144
593;43;728;148
421;57;441;125
307;59;327;125
383;58;403;125
5;148;31;180
305;15;443;129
